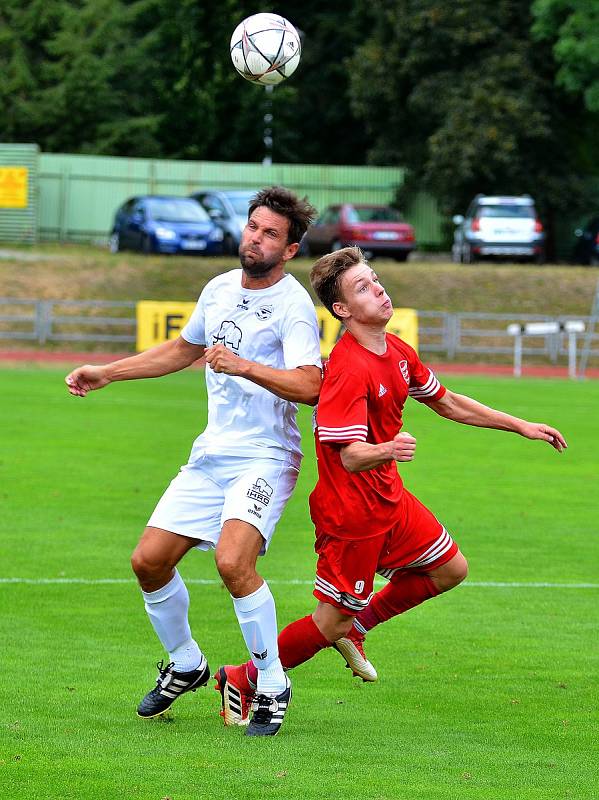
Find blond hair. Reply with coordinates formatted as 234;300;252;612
309;246;365;320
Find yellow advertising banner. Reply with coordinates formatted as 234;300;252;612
0;167;29;209
136;301;196;352
137;301;419;355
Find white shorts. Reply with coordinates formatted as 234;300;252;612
147;454;300;554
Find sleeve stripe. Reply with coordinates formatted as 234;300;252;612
318;424;368;443
409;372;440;397
409;371;436;394
318;424;368;435
319;433;367;442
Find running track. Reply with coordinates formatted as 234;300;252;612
2;349;598;379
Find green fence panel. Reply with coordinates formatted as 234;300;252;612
37;152;446;248
0;143;39;244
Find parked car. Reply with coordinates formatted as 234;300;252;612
190;189;258;255
109;196;224;255
452;195;545;264
573;216;599;265
302;203;416;261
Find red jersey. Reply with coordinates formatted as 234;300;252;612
309;330;446;539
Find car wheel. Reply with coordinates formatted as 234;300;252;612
590;255;599;267
109;232;120;253
462;244;476;264
142;234;152;255
535;251;546;266
393;252;409;262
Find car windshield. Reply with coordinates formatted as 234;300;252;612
146;198;209;223
478;205;535;219
227;194;255;215
346;206;403;223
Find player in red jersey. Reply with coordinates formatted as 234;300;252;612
215;246;567;724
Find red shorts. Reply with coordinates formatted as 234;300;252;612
313;488;458;615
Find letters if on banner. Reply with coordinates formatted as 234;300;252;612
137;301;419;355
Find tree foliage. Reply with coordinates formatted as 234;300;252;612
348;0;595;224
0;1;372;164
532;0;599;113
1;0;597;244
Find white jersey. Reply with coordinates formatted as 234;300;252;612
181;269;321;465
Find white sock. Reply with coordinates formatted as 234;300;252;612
141;569;204;672
231;581;286;696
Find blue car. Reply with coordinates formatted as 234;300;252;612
109;195;224;255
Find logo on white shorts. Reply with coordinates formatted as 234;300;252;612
247;478;273;505
248;503;263;519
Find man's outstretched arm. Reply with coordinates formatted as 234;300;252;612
426;390;567;452
65;336;205;397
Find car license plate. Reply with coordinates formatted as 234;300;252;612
181;239;207;250
372;231;399;240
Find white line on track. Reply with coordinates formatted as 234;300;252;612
0;578;597;588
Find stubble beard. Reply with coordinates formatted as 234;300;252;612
239;249;280;278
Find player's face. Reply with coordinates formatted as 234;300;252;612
239;207;299;277
334;263;393;325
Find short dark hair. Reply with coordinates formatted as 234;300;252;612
249;186;317;245
310;246;365;320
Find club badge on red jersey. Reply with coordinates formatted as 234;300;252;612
399;359;410;384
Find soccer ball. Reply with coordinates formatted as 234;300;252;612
230;13;301;86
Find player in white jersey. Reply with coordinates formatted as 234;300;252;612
65;187;322;737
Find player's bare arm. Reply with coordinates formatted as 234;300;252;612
427;390;567;452
65;336;205;397
204;343;321;405
340;431;417;473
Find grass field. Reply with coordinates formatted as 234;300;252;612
1;366;598;799
1;242;598;319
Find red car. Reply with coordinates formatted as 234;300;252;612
303;203;416;261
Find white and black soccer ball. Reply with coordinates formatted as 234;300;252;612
230;13;301;86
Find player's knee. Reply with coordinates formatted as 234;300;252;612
131;545;167;582
438;553;468;591
214;551;251;586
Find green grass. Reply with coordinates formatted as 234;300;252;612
1;367;598;799
1;241;598;318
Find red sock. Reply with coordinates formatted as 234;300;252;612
245;613;331;683
279;614;331;668
355;572;440;632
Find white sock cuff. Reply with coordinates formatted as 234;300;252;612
231;581;271;614
141;569;184;605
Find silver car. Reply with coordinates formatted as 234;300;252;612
190;190;259;255
452;195;545;264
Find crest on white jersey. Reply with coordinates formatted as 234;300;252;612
399;359;410;384
256;304;274;320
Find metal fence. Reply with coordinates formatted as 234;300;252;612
0;298;136;347
1;298;598;365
